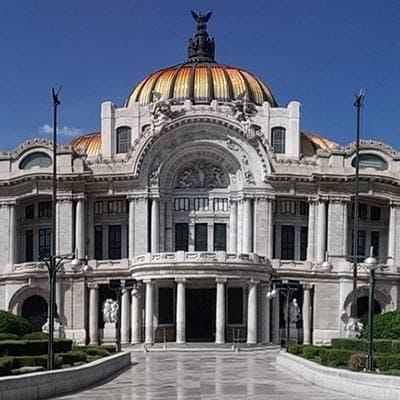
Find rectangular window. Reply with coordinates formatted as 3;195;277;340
94;201;103;215
228;287;243;324
38;228;51;259
174;198;190;211
195;223;208;251
194;197;209;211
94;225;103;260
300;226;308;261
213;198;228;211
108;225;121;260
25;230;34;262
175;223;189;251
281;225;295;260
158;288;174;324
352;230;366;258
299;201;308;216
371;231;380;257
359;203;368;220
280;200;296;215
38;201;52;218
272;127;286;154
116;127;131;154
25;204;34;219
371;206;381;221
214;223;227;251
107;200;124;214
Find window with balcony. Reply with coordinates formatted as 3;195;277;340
107;200;125;214
95;225;103;260
194;197;209;211
213;198;228;212
281;225;295;260
371;206;381;221
25;230;34;262
39;228;51;259
175;223;189;251
214;223;227;251
25;204;34;219
174;198;190;211
280;200;296;215
195;224;208;251
38;201;52;218
300;226;308;261
371;231;380;257
108;225;121;259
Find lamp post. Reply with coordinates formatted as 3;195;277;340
109;279;136;352
362;249;379;372
267;280;301;351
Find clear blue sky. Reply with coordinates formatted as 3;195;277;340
0;0;399;150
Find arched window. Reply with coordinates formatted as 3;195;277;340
19;152;52;169
116;126;131;153
272;127;286;154
351;154;388;171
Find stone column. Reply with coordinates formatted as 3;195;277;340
247;280;258;344
261;285;271;343
128;198;135;261
145;281;154;344
266;198;274;259
176;278;186;344
306;200;316;262
215;278;226;344
302;284;312;345
87;197;95;260
88;284;99;344
135;197;149;255
131;285;142;344
75;198;85;259
8;203;16;267
165;199;173;252
388;202;399;264
316;200;326;264
151;198;160;253
242;198;253;253
121;288;131;344
229;201;238;253
237;200;243;253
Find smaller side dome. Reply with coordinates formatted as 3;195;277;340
70;132;101;157
301;132;339;156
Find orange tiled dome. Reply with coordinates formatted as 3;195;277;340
125;63;277;108
70;132;101;157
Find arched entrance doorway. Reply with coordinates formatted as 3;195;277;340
357;296;381;323
22;295;48;331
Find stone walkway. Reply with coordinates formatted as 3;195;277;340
56;351;359;399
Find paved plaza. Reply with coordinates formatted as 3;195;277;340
56;351;360;400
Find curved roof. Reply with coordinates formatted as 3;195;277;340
125;63;277;108
301;132;339;156
69;132;101;157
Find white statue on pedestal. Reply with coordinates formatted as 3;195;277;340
102;298;118;344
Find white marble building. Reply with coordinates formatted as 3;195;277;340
1;13;399;346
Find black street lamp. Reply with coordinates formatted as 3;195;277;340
267;280;301;351
109;279;136;352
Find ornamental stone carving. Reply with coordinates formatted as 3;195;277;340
175;160;226;189
149;92;176;135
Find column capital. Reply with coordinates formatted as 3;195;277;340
73;194;86;201
390;200;400;208
216;277;227;284
248;279;260;286
328;196;351;204
87;282;99;289
143;279;153;284
175;278;187;283
302;283;313;290
0;199;17;207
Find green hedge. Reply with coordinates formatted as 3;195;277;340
375;354;400;371
0;333;20;341
0;357;13;376
319;348;353;367
288;343;303;355
58;351;87;365
0;311;32;336
0;339;72;356
72;344;116;354
303;345;323;360
331;338;400;353
22;332;48;341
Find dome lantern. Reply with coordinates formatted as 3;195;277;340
187;11;215;63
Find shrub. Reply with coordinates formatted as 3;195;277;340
320;349;353;367
349;352;367;371
0;333;20;341
360;310;400;339
58;351;87;365
375;354;400;371
53;339;73;353
0;311;32;336
13;356;48;369
331;338;367;352
392;340;400;353
22;332;48;340
302;345;322;360
0;339;71;357
288;343;303;355
374;339;393;353
98;344;116;353
0;357;13;376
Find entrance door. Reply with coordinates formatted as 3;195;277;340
22;295;48;331
186;289;216;342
